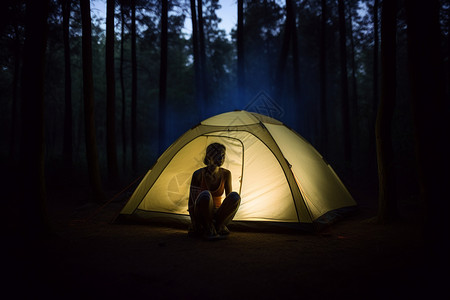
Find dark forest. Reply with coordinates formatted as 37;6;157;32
1;0;450;297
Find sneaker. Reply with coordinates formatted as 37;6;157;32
217;225;230;236
203;225;226;241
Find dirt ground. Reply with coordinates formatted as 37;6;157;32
4;185;443;299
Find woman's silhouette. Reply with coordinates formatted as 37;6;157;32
188;143;241;239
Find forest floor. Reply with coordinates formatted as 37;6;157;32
4;181;444;299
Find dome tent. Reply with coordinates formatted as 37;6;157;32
116;111;356;231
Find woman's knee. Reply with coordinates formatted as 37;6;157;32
228;192;241;206
195;190;213;208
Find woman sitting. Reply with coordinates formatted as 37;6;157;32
188;143;241;239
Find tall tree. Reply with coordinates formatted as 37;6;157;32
289;0;300;104
338;0;351;167
80;0;104;201
159;0;168;154
197;0;208;112
190;0;202;117
120;2;127;171
375;0;397;223
61;0;73;170
448;7;450;99
237;0;245;103
368;0;379;176
373;0;379;112
286;0;302;126
319;0;328;155
106;0;119;183
348;9;359;149
19;0;50;238
9;20;21;161
131;0;138;172
406;0;449;264
275;0;293;104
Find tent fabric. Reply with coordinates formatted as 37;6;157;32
117;111;356;229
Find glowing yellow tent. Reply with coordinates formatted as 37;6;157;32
117;110;356;230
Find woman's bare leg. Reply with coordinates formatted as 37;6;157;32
193;191;216;236
214;192;241;233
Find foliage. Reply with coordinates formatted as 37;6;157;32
0;0;449;193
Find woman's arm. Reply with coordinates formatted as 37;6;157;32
189;170;201;211
224;169;232;196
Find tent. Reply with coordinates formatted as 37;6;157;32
116;110;356;230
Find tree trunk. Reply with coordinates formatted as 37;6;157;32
373;0;379;112
9;23;21;162
120;3;127;172
319;0;328;156
349;10;359;153
197;0;208;113
62;0;73;171
406;0;449;267
368;0;379;177
275;0;292;102
159;0;168;154
106;0;118;183
349;11;358;109
289;0;300;106
80;0;104;201
19;0;50;239
448;13;450;100
338;0;351;169
190;0;202;118
237;0;245;103
131;0;138;172
376;0;397;223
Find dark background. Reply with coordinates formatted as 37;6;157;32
1;1;449;296
4;0;447;188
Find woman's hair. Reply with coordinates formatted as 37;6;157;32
203;143;226;165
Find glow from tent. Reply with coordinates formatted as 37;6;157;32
121;111;356;225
